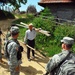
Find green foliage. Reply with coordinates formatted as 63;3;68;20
7;0;27;9
44;45;61;56
33;17;56;38
26;14;35;20
13;14;34;24
14;14;27;18
40;7;51;17
18;27;26;41
54;25;75;45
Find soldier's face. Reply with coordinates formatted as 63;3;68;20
62;43;65;49
15;33;19;38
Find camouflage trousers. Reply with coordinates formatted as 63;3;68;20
9;65;20;75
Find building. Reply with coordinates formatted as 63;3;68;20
38;0;75;20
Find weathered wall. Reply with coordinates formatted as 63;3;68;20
45;3;75;20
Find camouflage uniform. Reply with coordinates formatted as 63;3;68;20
45;37;74;75
6;31;11;41
45;50;70;74
6;26;22;75
58;52;75;75
7;39;22;75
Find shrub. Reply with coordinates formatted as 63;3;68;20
54;25;75;45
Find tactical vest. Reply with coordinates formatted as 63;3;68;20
4;39;23;60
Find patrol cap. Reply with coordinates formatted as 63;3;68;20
10;26;19;34
61;37;74;45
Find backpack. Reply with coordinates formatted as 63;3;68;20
59;52;75;75
51;52;75;75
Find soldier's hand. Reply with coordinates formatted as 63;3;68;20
15;66;19;72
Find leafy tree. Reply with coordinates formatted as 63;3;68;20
40;7;53;17
26;5;37;14
0;0;27;9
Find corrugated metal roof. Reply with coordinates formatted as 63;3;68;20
39;0;73;3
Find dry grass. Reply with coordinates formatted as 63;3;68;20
0;19;15;31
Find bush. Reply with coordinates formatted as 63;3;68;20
18;27;26;41
54;25;75;45
13;14;34;24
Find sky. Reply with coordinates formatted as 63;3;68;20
19;0;44;12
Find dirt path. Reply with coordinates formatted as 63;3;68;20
0;40;49;75
0;19;49;75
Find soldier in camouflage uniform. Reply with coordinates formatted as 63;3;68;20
44;37;74;75
6;26;22;75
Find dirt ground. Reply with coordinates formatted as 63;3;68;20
0;19;49;75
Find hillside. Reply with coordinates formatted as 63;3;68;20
0;19;15;30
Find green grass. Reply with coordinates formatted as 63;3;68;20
14;14;27;18
18;27;27;41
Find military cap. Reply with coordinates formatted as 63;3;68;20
10;26;19;34
61;37;74;45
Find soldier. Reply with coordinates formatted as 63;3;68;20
5;24;17;41
44;36;75;75
4;24;17;50
6;26;22;75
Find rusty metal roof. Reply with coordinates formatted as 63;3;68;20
39;0;73;3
